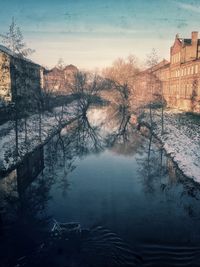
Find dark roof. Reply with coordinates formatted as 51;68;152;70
135;59;170;77
146;59;170;73
46;65;78;73
45;67;62;75
63;64;78;72
0;44;16;57
0;44;40;67
183;39;192;45
178;38;200;46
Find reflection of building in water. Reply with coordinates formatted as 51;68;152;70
0;146;44;198
0;170;18;199
17;146;44;194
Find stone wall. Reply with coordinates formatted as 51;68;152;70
0;45;43;107
0;52;11;102
10;56;41;103
44;65;78;95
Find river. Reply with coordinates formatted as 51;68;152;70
1;106;200;267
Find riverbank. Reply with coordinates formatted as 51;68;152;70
0;102;79;176
139;108;200;183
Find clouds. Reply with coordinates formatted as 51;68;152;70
176;1;200;13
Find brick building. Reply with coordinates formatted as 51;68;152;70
44;64;78;95
135;32;200;113
132;59;169;108
0;45;43;103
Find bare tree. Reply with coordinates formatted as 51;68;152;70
146;49;166;135
145;49;160;130
191;78;199;112
0;17;34;57
101;55;143;135
102;55;139;87
70;71;107;116
56;58;66;71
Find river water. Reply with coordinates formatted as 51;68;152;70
1;106;200;267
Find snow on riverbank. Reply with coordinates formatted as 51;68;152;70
141;109;200;182
0;102;78;174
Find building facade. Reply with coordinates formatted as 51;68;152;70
0;45;43;103
163;31;200;112
135;32;200;113
44;64;78;95
132;59;170;108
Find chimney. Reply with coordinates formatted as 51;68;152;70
191;31;198;59
192;31;198;44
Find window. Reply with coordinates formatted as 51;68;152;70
177;85;180;95
186;84;192;98
180;87;184;96
185;85;187;98
181;69;183;76
191;66;194;75
195;65;198;74
184;68;187;76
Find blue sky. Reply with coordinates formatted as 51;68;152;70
0;0;200;69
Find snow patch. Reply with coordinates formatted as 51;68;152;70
142;109;200;182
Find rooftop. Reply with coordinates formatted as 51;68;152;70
0;44;40;67
176;32;200;46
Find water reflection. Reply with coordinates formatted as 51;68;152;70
0;147;45;219
1;105;200;266
0;146;51;267
138;128;200;221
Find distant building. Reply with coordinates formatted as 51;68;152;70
133;59;170;107
134;32;200;113
0;45;43;103
164;32;200;111
44;64;78;95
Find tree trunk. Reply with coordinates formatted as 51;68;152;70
15;103;19;158
24;117;27;144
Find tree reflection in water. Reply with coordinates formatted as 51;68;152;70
0;103;144;267
137;129;200;221
1;102;200;266
0;165;52;267
43;109;105;197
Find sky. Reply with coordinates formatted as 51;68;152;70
0;0;200;69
